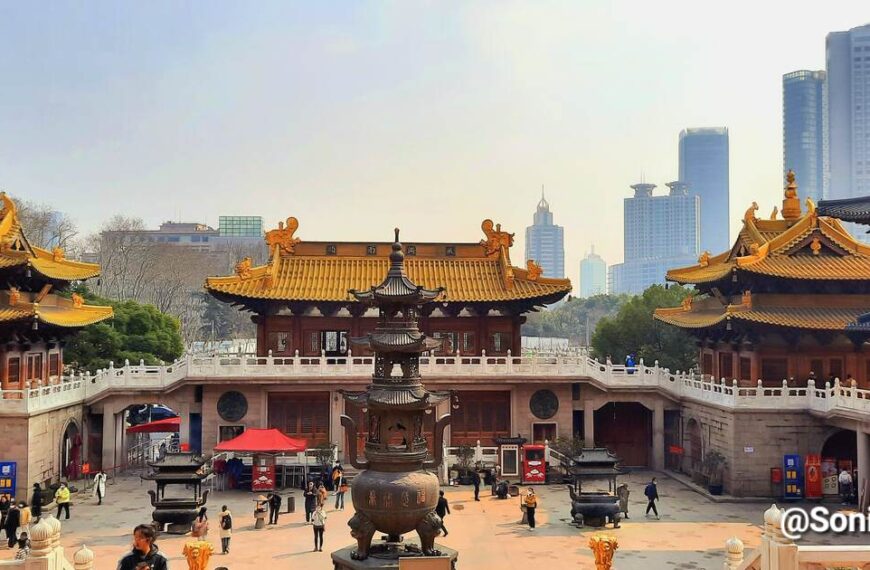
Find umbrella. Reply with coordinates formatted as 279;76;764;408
127;416;180;433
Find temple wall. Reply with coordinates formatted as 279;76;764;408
512;383;574;442
201;385;268;452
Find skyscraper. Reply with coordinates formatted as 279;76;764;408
525;191;565;279
783;70;827;202
678;127;730;253
579;246;606;297
826;24;870;200
608;181;699;295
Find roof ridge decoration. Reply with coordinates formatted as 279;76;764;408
265;216;301;258
479;219;515;257
526;259;542;281
781;170;802;220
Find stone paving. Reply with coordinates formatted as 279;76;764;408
0;471;864;569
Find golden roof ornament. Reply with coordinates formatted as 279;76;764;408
72;292;84;308
698;251;710;267
681;295;693;311
479;219;515;256
806;196;817;215
526;259;542;281
52;247;65;262
770;206;778;220
743;202;759;225
810;237;822;256
265;216;301;257
588;534;618;570
781;169;802;220
235;257;253;280
9;287;20;306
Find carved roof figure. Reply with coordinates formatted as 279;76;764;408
479;219;515;256
265;217;301;257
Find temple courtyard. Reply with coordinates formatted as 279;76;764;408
1;471;867;569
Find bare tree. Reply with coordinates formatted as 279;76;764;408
14;197;80;251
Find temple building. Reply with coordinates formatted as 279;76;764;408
655;171;870;387
0;194;113;496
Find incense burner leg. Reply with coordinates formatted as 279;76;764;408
416;511;442;556
349;512;376;561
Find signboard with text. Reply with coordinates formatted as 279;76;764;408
822;457;839;496
805;454;822;499
0;462;16;498
783;454;803;500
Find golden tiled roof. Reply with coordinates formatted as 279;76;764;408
654;294;868;332
205;218;572;304
0;290;113;328
0;194;101;281
666;193;870;285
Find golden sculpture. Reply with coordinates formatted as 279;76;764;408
806;196;816;215
52;247;65;262
265;217;301;257
784;170;798;199
770;206;778;220
741;290;752;309
698;251;710;267
0;193;17;243
71;293;84;308
681;295;693;311
479;219;515;256
235;257;253;280
588;534;618;570
526;259;542;281
749;243;760;255
810;237;822;256
9;287;20;306
781;169;802;219
182;540;213;570
743;202;759;224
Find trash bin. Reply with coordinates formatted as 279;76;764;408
286;495;295;513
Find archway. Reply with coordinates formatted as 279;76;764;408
684;418;703;475
594;402;651;466
60;420;82;480
822;429;857;465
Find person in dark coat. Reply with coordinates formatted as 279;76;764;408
303;482;317;523
4;502;20;548
267;492;282;525
435;490;450;537
644;477;660;519
30;484;42;520
117;524;169;570
472;471;481;501
0;495;10;539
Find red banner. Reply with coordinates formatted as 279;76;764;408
669;445;684;455
805;454;822;500
252;463;275;492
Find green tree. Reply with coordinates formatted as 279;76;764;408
591;284;697;371
522;294;627;345
63;285;185;372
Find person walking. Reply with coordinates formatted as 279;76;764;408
303;482;317;524
117;524;169;570
30;484;42;521
472;470;481;501
839;469;854;505
644;477;660;519
93;471;107;505
523;488;538;530
17;502;31;536
616;483;630;519
0;495;9;540
331;464;343;491
317;483;328;509
191;507;208;538
335;480;348;511
267;492;281;525
435;491;450;537
311;504;327;552
218;505;232;555
4;501;20;547
54;483;71;520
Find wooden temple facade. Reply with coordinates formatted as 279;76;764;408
204;218;573;448
0;194;113;391
656;172;870;387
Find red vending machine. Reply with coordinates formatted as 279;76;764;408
521;444;547;484
805;454;823;500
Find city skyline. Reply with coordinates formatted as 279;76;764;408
1;4;868;282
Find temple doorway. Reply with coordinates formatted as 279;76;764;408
594;402;651;466
821;429;857;466
61;421;82;480
684;418;703;475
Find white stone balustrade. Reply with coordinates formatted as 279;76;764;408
5;351;870;420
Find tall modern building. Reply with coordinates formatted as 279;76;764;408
609;181;700;295
678;127;730;253
579;246;606;297
525;192;565;279
218;216;264;237
827;24;870;201
783;70;827;202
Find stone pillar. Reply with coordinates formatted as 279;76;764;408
858;428;870;508
652;400;665;471
177;402;191;446
583;400;595;447
101;410;117;474
330;391;343;459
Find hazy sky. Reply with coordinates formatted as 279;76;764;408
1;2;867;281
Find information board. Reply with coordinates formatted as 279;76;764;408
783;454;803;500
0;462;16;498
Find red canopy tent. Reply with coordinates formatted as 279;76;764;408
214;428;307;453
127;416;180;433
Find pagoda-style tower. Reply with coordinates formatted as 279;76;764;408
335;229;456;567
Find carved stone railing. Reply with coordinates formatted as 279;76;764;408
5;351;870;420
724;504;870;569
0;515;95;570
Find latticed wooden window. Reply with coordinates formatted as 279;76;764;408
49;353;60;377
6;357;20;386
268;332;289;354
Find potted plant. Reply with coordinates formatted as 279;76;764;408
702;451;727;495
456;444;476;485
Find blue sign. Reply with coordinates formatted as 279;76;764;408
783;454;803;500
0;462;16;498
